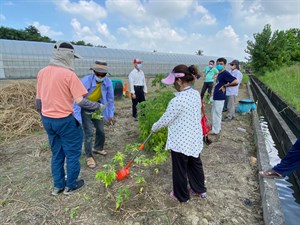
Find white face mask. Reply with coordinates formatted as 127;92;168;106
137;64;142;69
95;76;105;82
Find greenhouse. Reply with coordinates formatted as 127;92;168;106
0;39;226;79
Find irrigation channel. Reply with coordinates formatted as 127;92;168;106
249;74;300;225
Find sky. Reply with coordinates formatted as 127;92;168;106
0;0;299;61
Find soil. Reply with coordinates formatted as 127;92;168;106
0;78;263;225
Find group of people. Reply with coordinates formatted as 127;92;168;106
37;41;298;203
35;41;148;195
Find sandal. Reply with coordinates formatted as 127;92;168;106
86;157;96;169
259;169;283;179
93;149;108;156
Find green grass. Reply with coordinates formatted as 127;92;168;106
241;73;249;85
260;64;300;112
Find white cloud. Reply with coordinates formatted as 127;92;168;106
54;0;107;21
0;14;6;21
32;22;63;37
106;0;146;21
70;18;116;46
230;0;299;32
216;25;240;43
193;2;217;26
117;18;185;52
145;0;193;20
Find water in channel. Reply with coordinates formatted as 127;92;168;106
260;117;300;225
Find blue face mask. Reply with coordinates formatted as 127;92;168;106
137;64;142;69
216;65;224;71
95;76;105;82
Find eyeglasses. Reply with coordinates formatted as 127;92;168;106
94;72;107;77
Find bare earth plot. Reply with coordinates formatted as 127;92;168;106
0;79;263;225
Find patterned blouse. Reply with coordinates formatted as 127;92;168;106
152;87;203;157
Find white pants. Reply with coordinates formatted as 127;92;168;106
211;100;225;134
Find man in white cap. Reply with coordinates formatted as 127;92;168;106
128;58;147;121
36;42;105;195
73;61;115;169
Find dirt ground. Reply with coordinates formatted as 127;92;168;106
0;78;263;225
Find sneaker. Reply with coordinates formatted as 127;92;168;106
63;179;85;195
134;117;138;122
51;187;64;196
190;188;207;199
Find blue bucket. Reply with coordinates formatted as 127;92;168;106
236;99;256;113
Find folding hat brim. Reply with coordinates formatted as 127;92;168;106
90;67;108;73
74;53;81;59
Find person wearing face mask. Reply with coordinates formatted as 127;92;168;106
200;60;219;100
223;60;243;121
73;61;115;169
128;58;148;121
209;57;238;136
151;65;207;203
36;42;107;195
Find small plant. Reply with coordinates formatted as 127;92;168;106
95;164;116;188
112;151;125;167
115;187;130;210
1;198;10;207
65;206;79;219
135;176;145;184
83;193;91;201
151;74;168;88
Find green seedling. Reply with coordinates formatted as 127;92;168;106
83;193;91;201
65;206;79;219
115;187;130;210
95;164;116;188
112;151;125;167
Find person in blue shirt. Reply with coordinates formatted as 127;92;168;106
260;137;300;178
73;61;115;168
209;57;238;135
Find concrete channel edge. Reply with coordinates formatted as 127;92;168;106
247;82;285;225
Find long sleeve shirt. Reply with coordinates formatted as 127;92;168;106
128;68;148;94
151;88;203;158
226;69;243;96
73;74;114;123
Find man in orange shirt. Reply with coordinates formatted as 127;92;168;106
36;42;105;195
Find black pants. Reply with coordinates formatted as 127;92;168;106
131;85;145;118
200;82;214;99
171;151;206;202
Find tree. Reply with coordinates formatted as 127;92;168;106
195;49;204;56
245;24;288;75
0;25;53;42
285;28;300;62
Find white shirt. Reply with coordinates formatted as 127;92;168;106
151;88;203;158
226;69;243;96
128;68;148;94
